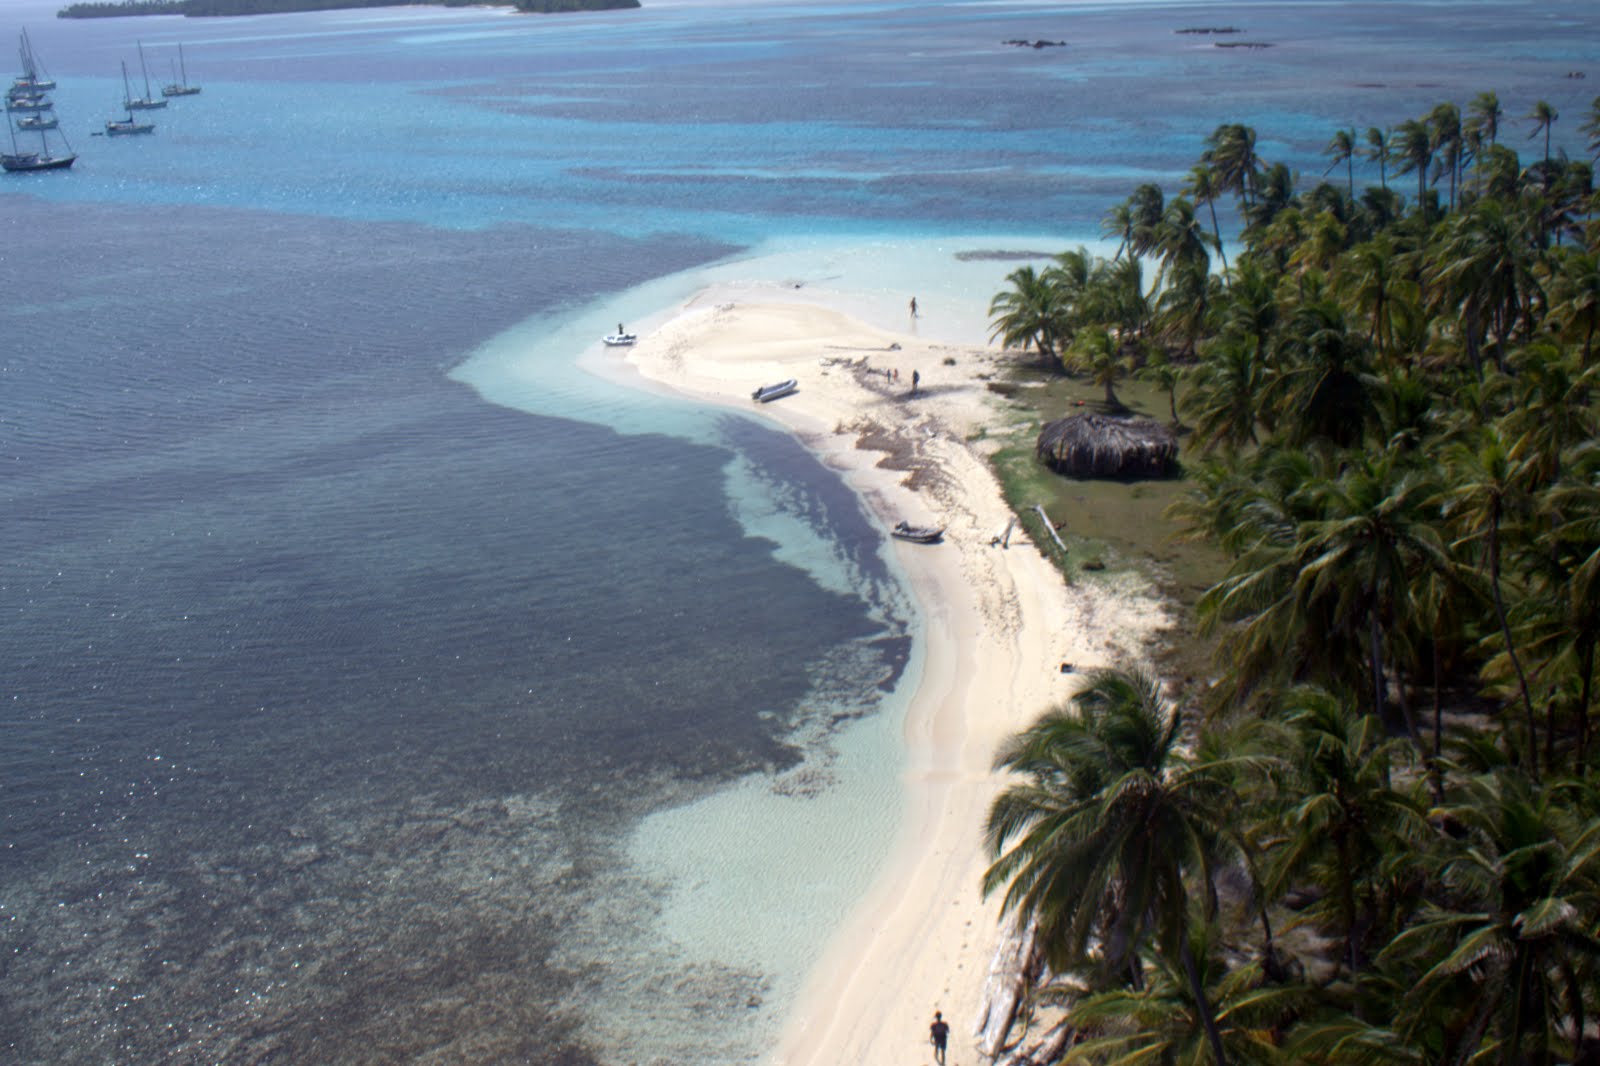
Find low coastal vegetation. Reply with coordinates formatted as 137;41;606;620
57;0;637;17
982;94;1600;1064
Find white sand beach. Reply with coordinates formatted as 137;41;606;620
621;287;1171;1066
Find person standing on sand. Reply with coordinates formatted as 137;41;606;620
910;296;918;317
930;1011;950;1064
911;368;920;395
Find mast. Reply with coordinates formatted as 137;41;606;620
138;41;153;100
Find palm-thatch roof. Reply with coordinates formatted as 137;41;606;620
1036;412;1178;479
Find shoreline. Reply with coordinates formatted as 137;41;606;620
616;287;1171;1066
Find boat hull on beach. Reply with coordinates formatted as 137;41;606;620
890;521;943;543
752;378;798;403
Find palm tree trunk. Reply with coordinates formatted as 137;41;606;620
1488;520;1539;779
1579;638;1594;767
1432;637;1446;805
1178;935;1229;1066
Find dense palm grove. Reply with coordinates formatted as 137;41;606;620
982;94;1600;1065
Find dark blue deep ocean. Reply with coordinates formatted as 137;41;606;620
2;0;1596;1061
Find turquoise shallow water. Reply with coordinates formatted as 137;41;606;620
2;0;1597;1062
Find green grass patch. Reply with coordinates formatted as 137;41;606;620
986;362;1226;686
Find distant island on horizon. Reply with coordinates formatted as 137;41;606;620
58;0;638;17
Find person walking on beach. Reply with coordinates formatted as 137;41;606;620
930;1010;950;1064
911;368;920;395
910;296;918;317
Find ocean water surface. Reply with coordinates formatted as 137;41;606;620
2;0;1596;1061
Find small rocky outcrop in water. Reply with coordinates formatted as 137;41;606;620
1035;411;1178;479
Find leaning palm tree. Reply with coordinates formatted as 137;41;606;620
983;668;1244;1065
1185;163;1232;277
1324;127;1357;198
988;264;1067;369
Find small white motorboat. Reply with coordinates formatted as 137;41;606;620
752;379;798;403
602;333;637;347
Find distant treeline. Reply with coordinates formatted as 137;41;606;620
58;0;638;17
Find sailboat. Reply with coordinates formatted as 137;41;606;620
161;43;200;97
124;42;167;110
2;32;74;172
10;29;55;96
106;61;156;136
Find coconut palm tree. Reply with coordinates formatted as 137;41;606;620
989;264;1067;369
1292;454;1448;742
1185;163;1232;277
1528;99;1560;168
1325;127;1357;198
1103;198;1137;261
1205;122;1263;211
1060;925;1302;1066
1364;126;1391;191
1182;335;1266;454
1543;246;1600;364
1062;326;1128;407
1439;429;1541;776
1382;770;1600;1064
1259;687;1429;979
983;668;1245;1064
1390;119;1436;224
1430;102;1463;212
1469;90;1504;149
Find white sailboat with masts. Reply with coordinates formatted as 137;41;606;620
3;31;74;172
124;41;167;110
107;61;156;136
162;43;201;97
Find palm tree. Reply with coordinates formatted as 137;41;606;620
1182;335;1266;454
1062;326;1128;407
1185;163;1232;277
1528;99;1559;168
1390;119;1436;224
1060;926;1301;1066
1439;430;1540;776
1364;126;1391;191
1292;454;1447;743
1205;122;1262;211
1259;687;1428;978
1469;90;1504;148
1582;93;1600;160
1429;102;1463;212
1324;127;1357;198
1543;246;1600;365
988;264;1066;369
1102;199;1136;261
983;668;1244;1064
1383;771;1600;1063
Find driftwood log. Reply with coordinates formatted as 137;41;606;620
995;1019;1075;1066
1035;412;1177;480
974;916;1041;1059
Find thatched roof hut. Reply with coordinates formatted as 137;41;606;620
1036;412;1178;479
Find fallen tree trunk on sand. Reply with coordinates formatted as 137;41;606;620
973;915;1040;1059
995;1019;1074;1066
